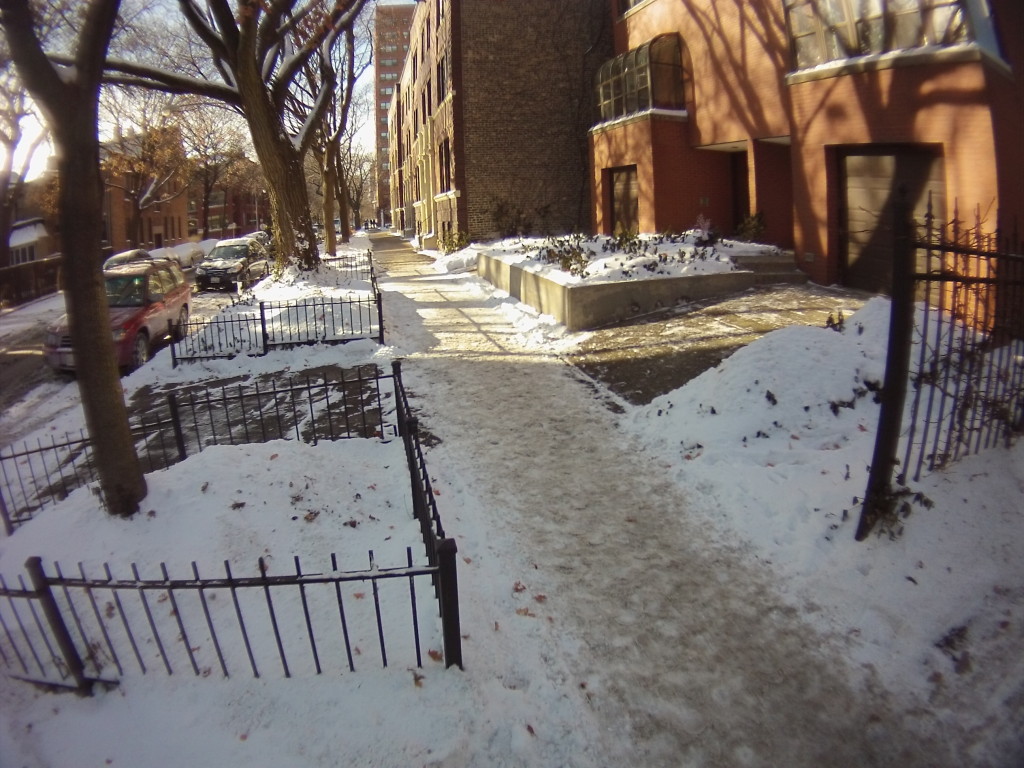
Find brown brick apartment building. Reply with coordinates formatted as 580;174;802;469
388;0;611;247
374;2;416;228
591;0;1023;292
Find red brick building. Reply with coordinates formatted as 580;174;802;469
388;0;611;246
591;0;1023;292
373;2;416;228
101;173;190;255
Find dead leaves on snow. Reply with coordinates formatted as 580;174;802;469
512;581;549;619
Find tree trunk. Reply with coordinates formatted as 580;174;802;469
57;111;147;517
234;59;319;270
321;149;337;255
335;158;351;244
0;200;12;268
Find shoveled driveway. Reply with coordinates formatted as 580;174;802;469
369;233;949;768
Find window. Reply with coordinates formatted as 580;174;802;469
595;35;684;123
617;0;648;14
785;0;972;70
438;138;452;192
381;72;398;81
12;245;36;265
436;55;447;104
380;87;394;95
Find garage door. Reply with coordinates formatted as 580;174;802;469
842;149;945;293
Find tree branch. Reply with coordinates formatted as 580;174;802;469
97;57;241;104
76;0;123;91
0;0;69;117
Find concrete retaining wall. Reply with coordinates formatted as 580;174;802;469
477;252;777;331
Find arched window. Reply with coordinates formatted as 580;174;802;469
596;34;685;124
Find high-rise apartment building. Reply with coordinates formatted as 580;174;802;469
373;2;416;227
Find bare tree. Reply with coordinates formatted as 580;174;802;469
336;80;372;228
0;0;147;517
96;0;370;270
290;17;370;253
343;145;374;229
178;101;256;239
0;16;48;267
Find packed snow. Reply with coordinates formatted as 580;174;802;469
0;232;1020;767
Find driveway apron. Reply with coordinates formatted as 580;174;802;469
370;234;950;768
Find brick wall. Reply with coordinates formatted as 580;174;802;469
457;0;611;240
599;0;1021;288
790;60;1000;284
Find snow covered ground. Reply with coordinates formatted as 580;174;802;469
0;233;1021;767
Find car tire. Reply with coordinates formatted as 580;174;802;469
174;306;189;341
132;332;150;370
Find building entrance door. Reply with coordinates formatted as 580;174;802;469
611;166;638;235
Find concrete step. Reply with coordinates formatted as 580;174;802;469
731;248;798;271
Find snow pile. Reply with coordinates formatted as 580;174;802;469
624;297;1024;708
435;231;777;284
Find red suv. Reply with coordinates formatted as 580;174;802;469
44;260;192;372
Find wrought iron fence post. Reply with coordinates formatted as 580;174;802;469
259;301;269;356
856;191;916;541
24;557;93;696
376;293;385;344
436;537;463;669
0;492;14;537
168;319;178;368
166;393;188;462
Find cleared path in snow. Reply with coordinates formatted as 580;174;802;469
371;234;949;768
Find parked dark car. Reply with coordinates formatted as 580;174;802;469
195;237;270;292
43;260;191;372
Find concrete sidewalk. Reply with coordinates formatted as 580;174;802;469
368;232;944;768
370;232;868;406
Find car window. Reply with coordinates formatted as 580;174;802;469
210;244;248;261
151;268;175;296
106;275;146;307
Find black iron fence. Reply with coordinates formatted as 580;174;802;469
392;364;461;666
1;365;395;533
0;361;463;689
0;547;454;693
321;250;378;281
857;200;1023;539
172;254;383;365
171;294;384;365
